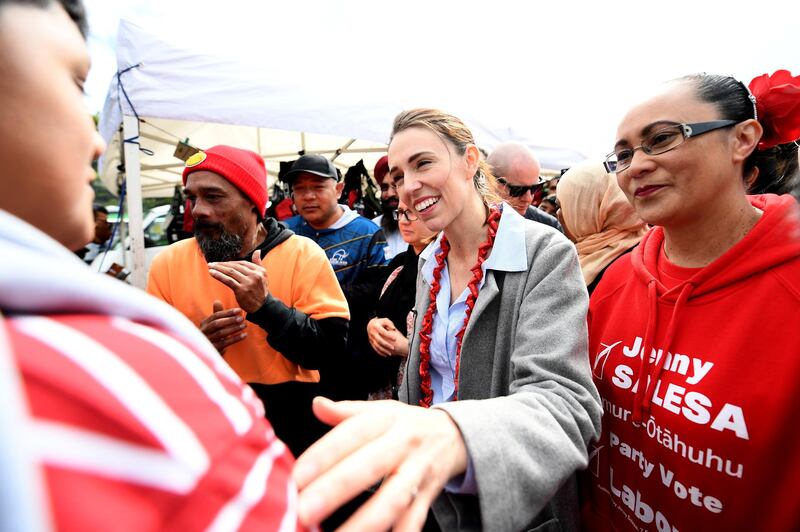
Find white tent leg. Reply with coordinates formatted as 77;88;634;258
123;114;147;290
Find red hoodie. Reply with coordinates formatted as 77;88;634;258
582;194;800;531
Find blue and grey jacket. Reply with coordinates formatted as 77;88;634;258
286;205;389;400
285;205;388;287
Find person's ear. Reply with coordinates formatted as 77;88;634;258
335;180;345;195
464;144;480;180
732;119;763;165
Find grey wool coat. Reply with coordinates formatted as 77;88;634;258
400;210;602;532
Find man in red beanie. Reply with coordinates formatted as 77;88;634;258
371;155;405;260
147;144;350;457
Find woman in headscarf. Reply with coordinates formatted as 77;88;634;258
556;160;647;294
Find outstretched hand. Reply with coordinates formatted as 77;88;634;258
208;250;269;314
293;398;468;531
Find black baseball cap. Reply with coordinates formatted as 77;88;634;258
283;154;339;183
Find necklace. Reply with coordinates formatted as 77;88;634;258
417;207;501;407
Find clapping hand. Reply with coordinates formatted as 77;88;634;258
367;317;409;357
199;300;247;354
208;250;269;314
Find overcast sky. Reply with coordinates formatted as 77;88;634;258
84;0;799;159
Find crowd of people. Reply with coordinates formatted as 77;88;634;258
2;0;800;531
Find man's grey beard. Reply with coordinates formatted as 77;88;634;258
195;226;244;263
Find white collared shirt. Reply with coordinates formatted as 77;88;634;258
419;204;528;404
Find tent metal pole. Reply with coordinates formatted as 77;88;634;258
123;114;147;290
331;139;356;161
141;162;186;171
117;126;128;267
262;147;387;159
139;131;178;146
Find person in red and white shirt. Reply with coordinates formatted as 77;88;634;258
0;1;301;529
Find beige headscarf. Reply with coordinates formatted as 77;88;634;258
556;160;647;285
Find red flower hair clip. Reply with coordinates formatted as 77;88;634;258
748;70;800;150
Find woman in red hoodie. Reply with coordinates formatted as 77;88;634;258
583;71;800;531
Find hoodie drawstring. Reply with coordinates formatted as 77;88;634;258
632;280;658;423
632;281;695;423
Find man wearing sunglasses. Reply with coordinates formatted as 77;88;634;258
487;142;563;232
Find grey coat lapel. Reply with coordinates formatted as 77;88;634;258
458;270;502;398
402;257;430;406
403;261;504;404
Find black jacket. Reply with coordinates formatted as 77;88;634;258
360;245;421;395
524;205;563;233
244;218;348;370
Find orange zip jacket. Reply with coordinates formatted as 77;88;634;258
148;224;349;385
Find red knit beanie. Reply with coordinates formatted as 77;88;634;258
182;145;268;215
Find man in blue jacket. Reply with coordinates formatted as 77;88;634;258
285;154;388;400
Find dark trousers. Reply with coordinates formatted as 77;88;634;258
248;380;329;458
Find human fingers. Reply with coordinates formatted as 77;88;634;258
296;416;417;526
251;251;270;289
342;409;467;531
375;325;397;342
366;318;381;339
294;399;389;486
210;260;265;276
376;327;400;351
208;263;250;285
374;337;395;356
310;396;371;426
367;325;394;356
367;333;392;357
339;445;440;532
199;312;244;335
209;262;267;300
375;317;397;332
392;478;441;532
205;300;243;322
215;331;248;351
207;268;240;292
375;344;393;357
204;320;246;342
210;262;268;312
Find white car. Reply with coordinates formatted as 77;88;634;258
90;205;173;280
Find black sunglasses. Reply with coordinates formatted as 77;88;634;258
496;177;544;197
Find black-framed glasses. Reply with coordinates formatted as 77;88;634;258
392;208;419;222
496;177;544;197
604;120;738;173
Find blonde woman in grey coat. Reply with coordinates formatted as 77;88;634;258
293;109;602;532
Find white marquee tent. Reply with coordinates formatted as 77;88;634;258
98;19;588;288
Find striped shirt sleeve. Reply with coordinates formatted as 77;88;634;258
5;313;303;531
